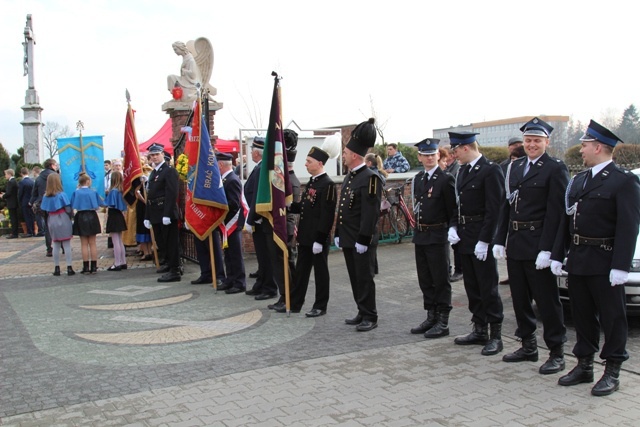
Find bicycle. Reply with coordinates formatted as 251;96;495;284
378;180;416;243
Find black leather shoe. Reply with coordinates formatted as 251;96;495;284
273;304;300;314
345;315;363;325
450;272;463;282
539;355;565;375
156;265;170;274
503;348;539;363
591;360;621;396
245;288;261;296
225;287;245;294
268;301;285;310
249;271;259;278
216;283;233;291
255;293;277;301
190;277;212;285
305;309;326;318
120;264;127;270
107;265;121;271
558;357;594;386
157;272;181;283
410;314;436;334
356;320;378;332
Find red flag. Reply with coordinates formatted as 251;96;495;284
184;99;229;240
122;103;143;205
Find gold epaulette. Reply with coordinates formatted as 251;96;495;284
368;175;378;197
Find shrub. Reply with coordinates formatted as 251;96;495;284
479;146;509;164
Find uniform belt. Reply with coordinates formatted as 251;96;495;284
572;234;614;247
148;196;165;206
417;222;447;232
458;215;483;224
511;220;543;231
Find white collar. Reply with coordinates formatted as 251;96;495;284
591;160;613;176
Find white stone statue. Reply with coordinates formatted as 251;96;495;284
167;38;216;102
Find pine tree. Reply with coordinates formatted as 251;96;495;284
617;104;640;144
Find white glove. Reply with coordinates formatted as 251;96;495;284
143;219;151;229
355;243;368;254
610;269;629;286
474;241;489;261
550;260;564;276
244;222;253;233
535;251;552;270
447;227;460;245
162;217;171;225
492;244;505;260
312;242;323;254
334;237;340;248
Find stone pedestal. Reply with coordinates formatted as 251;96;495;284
21;89;43;164
162;99;223;158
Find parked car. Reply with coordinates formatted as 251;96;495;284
557;167;640;316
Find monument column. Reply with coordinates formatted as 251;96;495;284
21;14;44;164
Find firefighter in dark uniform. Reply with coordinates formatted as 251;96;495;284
215;152;246;294
493;117;568;374
551;120;640;396
144;143;181;282
448;131;505;355
410;138;457;338
244;137;278;300
275;140;338;316
335;118;382;332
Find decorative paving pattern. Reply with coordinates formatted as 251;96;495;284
79;292;193;310
75;309;263;344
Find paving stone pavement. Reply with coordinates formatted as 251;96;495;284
1;234;640;426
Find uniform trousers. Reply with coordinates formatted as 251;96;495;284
568;273;629;362
263;221;292;299
223;228;246;289
290;242;330;311
152;222;180;272
343;247;378;322
507;259;566;348
460;252;504;325
415;243;452;311
250;223;277;295
193;230;225;282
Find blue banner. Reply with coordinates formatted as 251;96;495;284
58;135;105;200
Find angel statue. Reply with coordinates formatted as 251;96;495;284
167;38;216;102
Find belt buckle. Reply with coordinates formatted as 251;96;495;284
459;216;466;225
512;221;518;231
573;234;580;245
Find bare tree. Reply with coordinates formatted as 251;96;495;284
42;121;73;158
361;95;390;145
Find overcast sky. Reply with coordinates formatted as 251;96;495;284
1;0;638;161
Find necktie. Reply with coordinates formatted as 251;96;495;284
583;170;592;189
524;161;534;176
460;164;471;181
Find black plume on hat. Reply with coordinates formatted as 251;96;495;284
284;129;298;162
346;118;377;157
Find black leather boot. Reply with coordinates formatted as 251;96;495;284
539;345;565;375
503;334;538;363
591;360;621;396
424;310;450;339
81;261;90;274
90;261;97;274
454;323;488;345
411;309;437;334
481;323;503;356
53;266;60;276
558;355;594;386
67;266;76;276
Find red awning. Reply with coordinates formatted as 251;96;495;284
139;118;239;155
140;118;174;155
